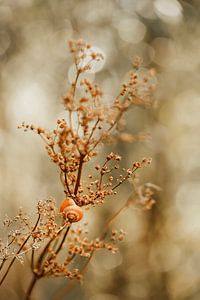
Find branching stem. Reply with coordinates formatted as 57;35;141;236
0;214;41;286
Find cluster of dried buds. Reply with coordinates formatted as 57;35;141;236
1;39;158;299
18;39;156;212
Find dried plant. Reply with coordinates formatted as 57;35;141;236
0;39;158;300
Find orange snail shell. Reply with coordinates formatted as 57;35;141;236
59;198;83;223
60;198;75;213
63;205;83;223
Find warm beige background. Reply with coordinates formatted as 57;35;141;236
0;0;200;299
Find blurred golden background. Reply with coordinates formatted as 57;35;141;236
1;0;200;299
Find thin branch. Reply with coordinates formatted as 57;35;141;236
90;111;122;151
87;119;100;142
25;274;38;300
43;226;71;277
0;258;6;272
31;247;35;271
112;166;139;191
74;154;84;196
0;214;41;286
98;159;109;190
101;204;127;239
64;170;72;197
69;70;80;132
55;226;71;255
35;223;68;274
63;157;73;197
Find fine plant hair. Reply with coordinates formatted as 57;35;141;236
0;39;159;300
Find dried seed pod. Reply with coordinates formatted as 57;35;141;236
63;205;83;223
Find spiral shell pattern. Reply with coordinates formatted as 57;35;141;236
63;205;83;223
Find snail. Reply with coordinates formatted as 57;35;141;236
59;198;83;223
60;198;75;213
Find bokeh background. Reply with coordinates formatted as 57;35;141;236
1;0;200;299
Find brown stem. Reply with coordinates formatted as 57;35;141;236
98;159;109;190
72;70;80;98
35;239;53;273
87;119;100;141
35;223;68;275
31;249;35;271
112;166;139;191
52;280;75;300
0;259;6;271
43;226;71;277
63;160;73;197
52;247;95;300
25;274;39;300
0;214;41;286
88;97;129;154
74;154;84;196
69;70;80;132
101;204;127;239
55;226;70;255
